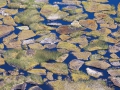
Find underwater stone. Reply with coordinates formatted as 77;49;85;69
0;25;14;37
18;30;36;40
72;51;91;60
107;69;120;76
69;59;84;70
84;40;108;51
85;61;110;70
56;54;69;62
82;1;112;12
27;69;46;75
57;41;80;52
110;77;120;87
79;19;98;30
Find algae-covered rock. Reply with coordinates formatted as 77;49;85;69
79;19;98;30
69;59;84;70
99;36;118;43
0;75;27;90
84;40;108;51
14;9;44;25
40;4;59;18
89;54;104;60
63;13;88;22
82;1;112;12
0;0;7;8
86;68;103;78
71;70;90;81
29;23;54;31
47;10;69;20
4;49;39;70
41;62;68;75
56;54;68;62
62;0;81;6
27;69;46;75
57;41;80;52
26;74;43;84
48;79;112;90
67;36;88;48
28;43;45;50
72;51;91;60
62;6;83;14
85;61;110;69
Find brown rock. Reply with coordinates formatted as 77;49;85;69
79;19;97;30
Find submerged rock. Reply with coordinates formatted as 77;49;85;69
57;41;80;52
56;54;68;62
47;10;69;20
85;61;110;69
27;69;46;75
28;43;45;50
0;58;5;65
0;0;7;8
72;51;91;60
56;25;85;34
48;79;112;90
63;13;88;22
44;44;57;49
3;16;16;26
84;40;108;51
46;72;54;80
71;70;90;81
40;4;59;18
22;39;35;45
14;9;44;25
69;59;84;70
0;25;14;37
36;33;59;44
41;62;68;75
79;19;98;30
110;77;120;87
107;69;120;76
82;1;112;12
18;30;36;40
